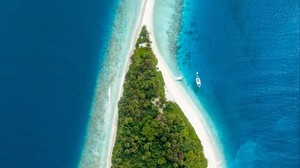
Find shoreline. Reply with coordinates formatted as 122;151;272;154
108;0;224;167
106;1;147;167
142;0;224;167
79;0;146;167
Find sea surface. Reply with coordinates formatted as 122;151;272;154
0;0;117;167
177;0;299;167
1;0;299;167
79;0;144;167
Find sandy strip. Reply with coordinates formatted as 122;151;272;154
108;0;224;167
142;0;224;167
106;1;147;167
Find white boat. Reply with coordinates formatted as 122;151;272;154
195;72;201;88
175;76;183;81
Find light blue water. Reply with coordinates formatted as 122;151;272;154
79;0;145;167
2;0;298;167
177;0;299;167
0;0;117;167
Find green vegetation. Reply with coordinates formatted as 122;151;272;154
112;26;207;168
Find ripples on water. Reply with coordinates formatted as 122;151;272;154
178;0;299;167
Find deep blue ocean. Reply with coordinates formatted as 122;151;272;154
0;0;299;167
178;0;299;167
0;0;116;167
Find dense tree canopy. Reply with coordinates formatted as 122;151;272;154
112;26;207;168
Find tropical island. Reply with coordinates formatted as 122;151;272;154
111;26;207;167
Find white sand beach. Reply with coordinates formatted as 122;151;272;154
79;1;146;167
108;0;224;167
105;1;147;168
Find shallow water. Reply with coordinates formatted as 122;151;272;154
153;0;183;76
1;0;297;167
154;0;299;167
177;0;299;167
79;0;144;167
